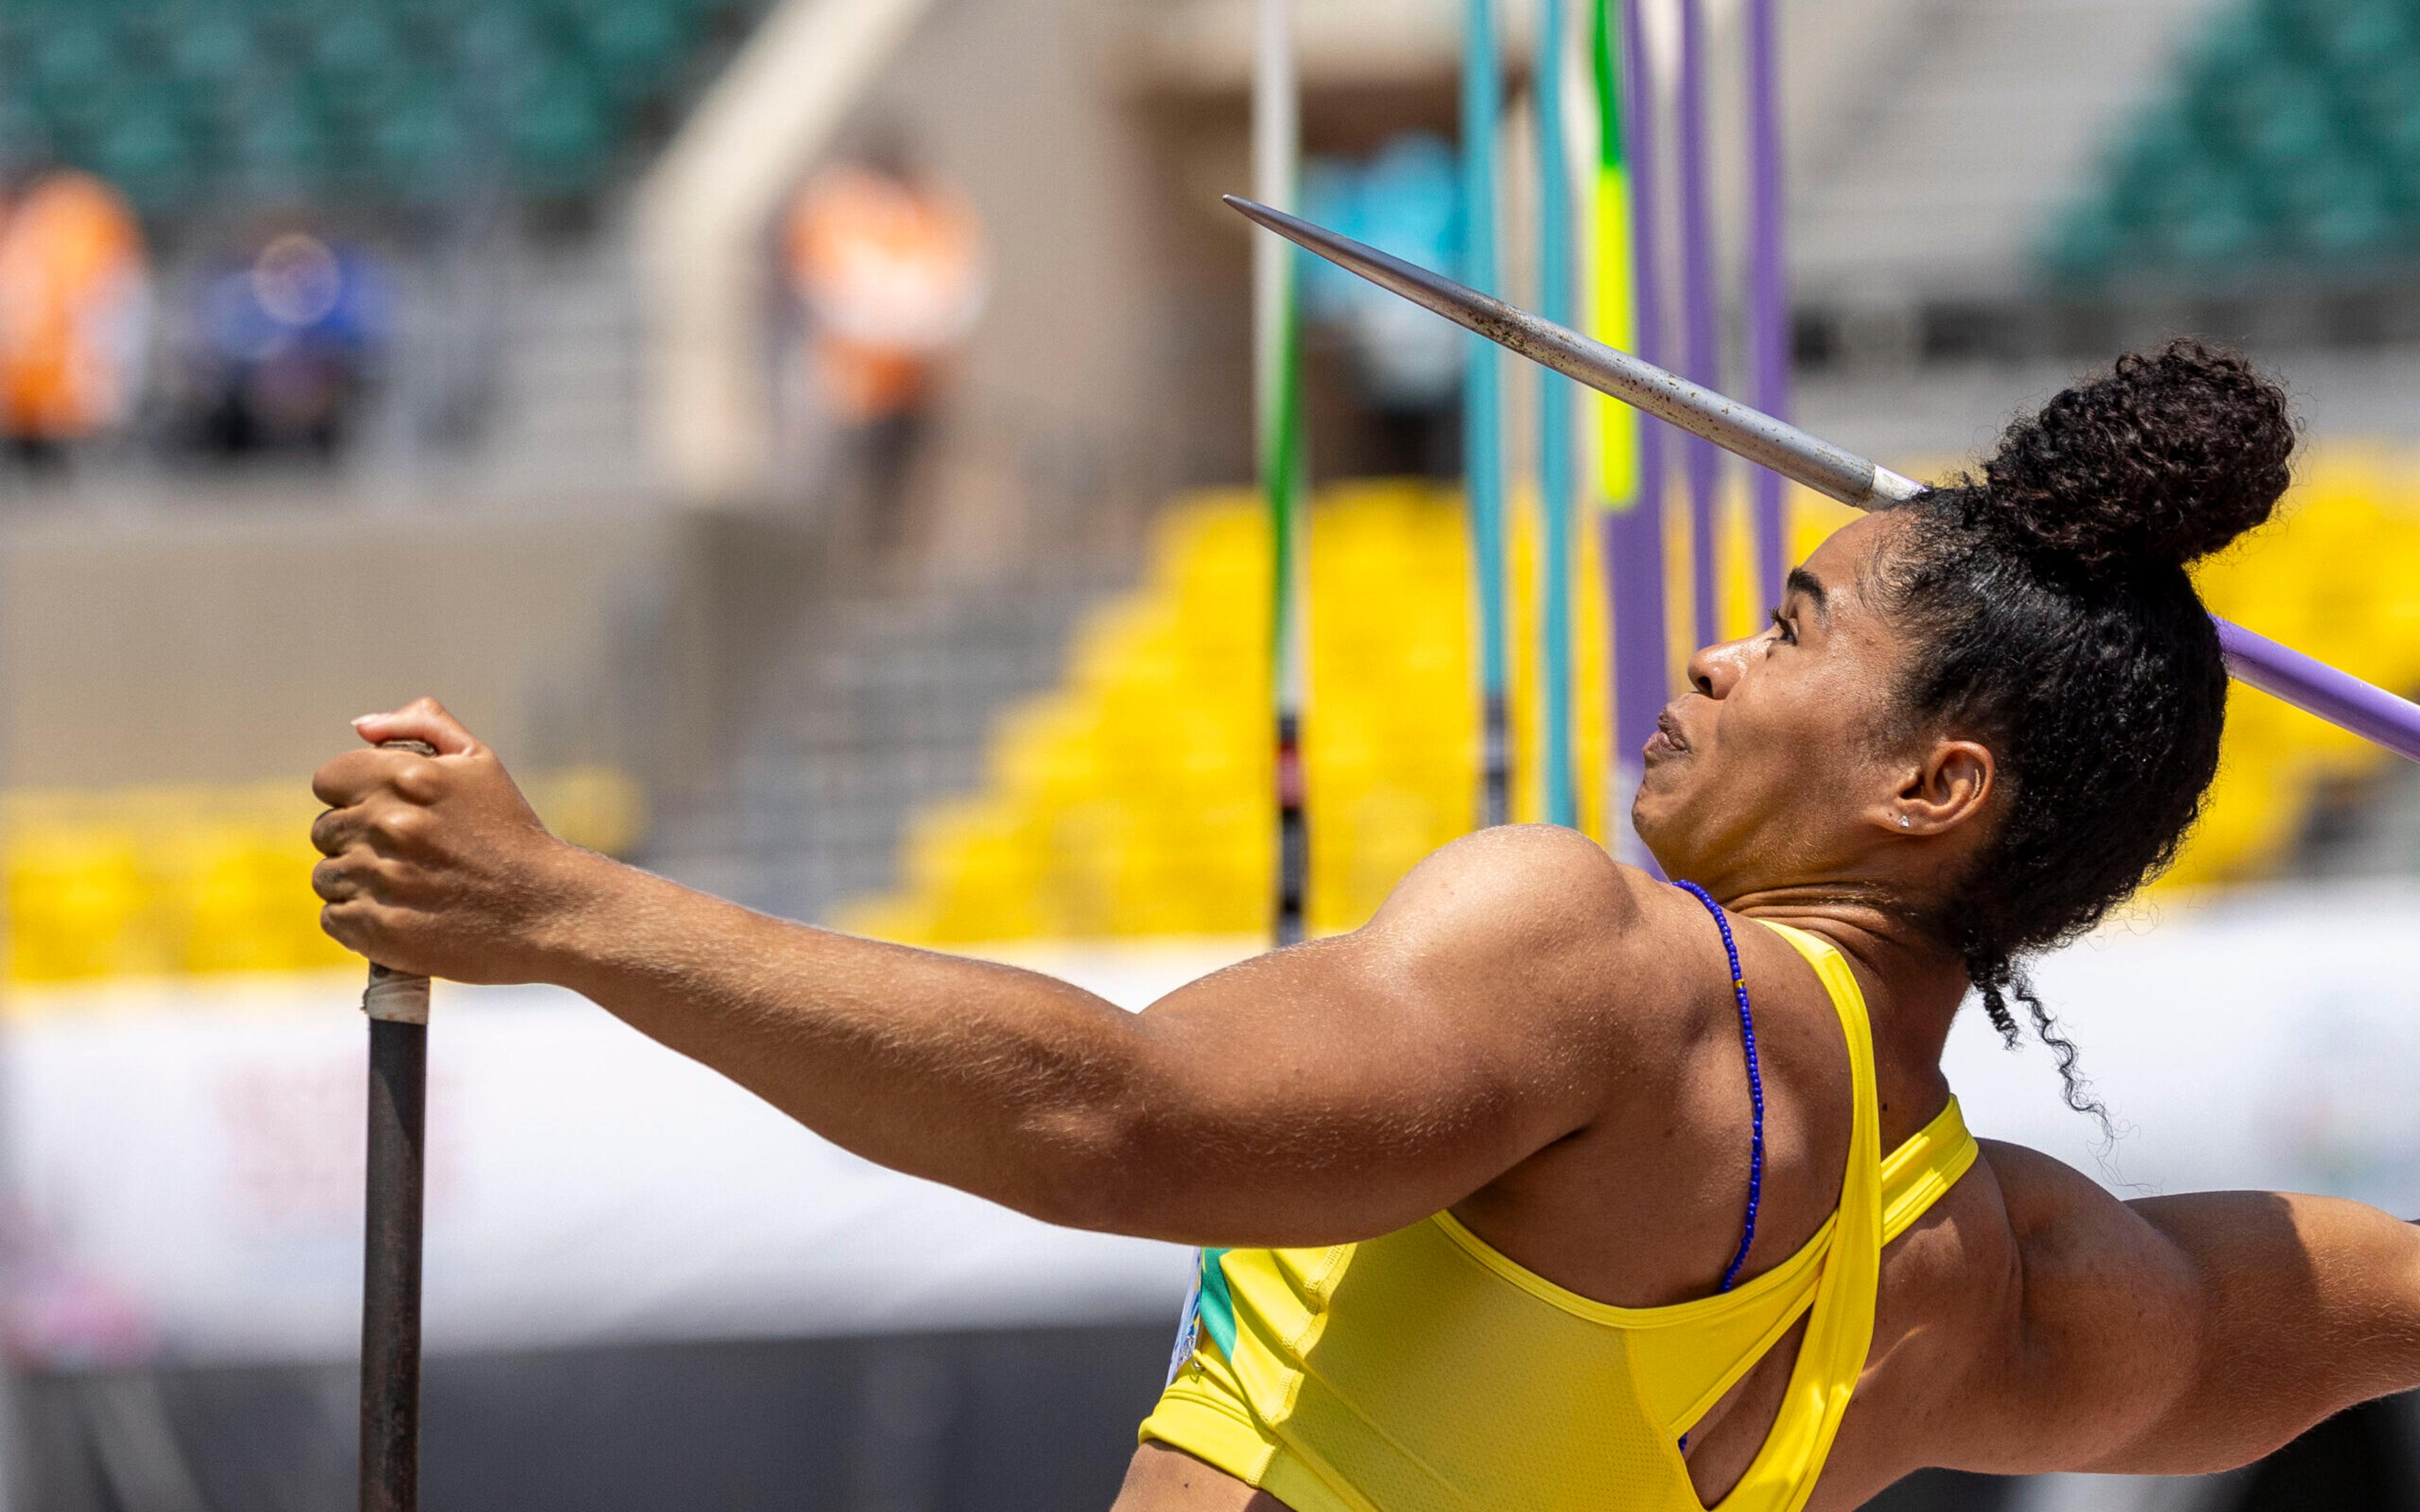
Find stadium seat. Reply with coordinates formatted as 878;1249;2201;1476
0;769;643;985
2050;0;2420;284
841;459;2420;946
0;0;762;215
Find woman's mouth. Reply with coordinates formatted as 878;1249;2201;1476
1645;707;1689;759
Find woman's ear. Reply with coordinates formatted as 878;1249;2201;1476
1877;740;1994;837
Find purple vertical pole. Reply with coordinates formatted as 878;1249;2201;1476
1745;0;1790;601
1610;0;1668;874
1676;0;1720;651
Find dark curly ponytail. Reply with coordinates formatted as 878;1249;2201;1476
1879;340;2295;1118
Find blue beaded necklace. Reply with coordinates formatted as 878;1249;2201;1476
1676;880;1767;1296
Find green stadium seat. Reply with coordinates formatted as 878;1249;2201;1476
2191;11;2279;94
2043;199;2128;285
371;89;471;200
2252;0;2339;60
457;7;555;91
580;0;691;100
2050;0;2420;285
2242;76;2342;170
4;0;766;216
2273;154;2402;258
95;105;195;212
313;13;401;79
168;14;258;84
510;62;612;195
31;21;119;121
2170;174;2266;268
2341;53;2417;134
230;96;332;198
2320;0;2414;72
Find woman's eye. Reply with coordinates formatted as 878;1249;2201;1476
1768;609;1797;646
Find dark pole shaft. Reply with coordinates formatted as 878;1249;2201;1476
358;736;437;1512
360;1004;426;1512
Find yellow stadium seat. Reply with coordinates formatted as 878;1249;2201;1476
844;451;2420;945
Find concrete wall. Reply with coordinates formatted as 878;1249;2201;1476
0;505;674;791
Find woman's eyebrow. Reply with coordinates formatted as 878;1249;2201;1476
1785;566;1831;625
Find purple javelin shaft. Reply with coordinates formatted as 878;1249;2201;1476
1223;194;2420;766
1612;0;1671;854
1744;0;1790;603
2219;622;2420;763
1676;0;1721;649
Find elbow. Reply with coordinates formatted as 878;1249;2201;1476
1013;1097;1162;1235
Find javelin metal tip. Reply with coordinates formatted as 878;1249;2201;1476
1224;194;1894;509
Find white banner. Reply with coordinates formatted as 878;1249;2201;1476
1;888;2413;1369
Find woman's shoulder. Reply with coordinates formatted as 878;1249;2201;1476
1385;825;1706;939
1368;828;1751;1051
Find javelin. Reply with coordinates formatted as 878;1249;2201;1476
359;740;436;1512
1223;195;2420;767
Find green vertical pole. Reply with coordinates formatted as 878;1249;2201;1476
1255;0;1310;944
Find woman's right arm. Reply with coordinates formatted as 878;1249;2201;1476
316;701;1667;1247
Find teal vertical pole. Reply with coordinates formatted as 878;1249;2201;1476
1536;0;1577;829
1464;0;1508;828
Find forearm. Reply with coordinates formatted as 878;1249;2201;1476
540;853;1159;1229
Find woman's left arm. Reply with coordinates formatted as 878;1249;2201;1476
311;700;1656;1246
1931;1140;2420;1479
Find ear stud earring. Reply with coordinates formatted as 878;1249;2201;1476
1898;815;1911;828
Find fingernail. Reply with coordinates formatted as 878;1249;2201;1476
351;714;381;727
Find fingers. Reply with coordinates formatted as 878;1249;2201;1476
310;696;562;985
352;697;479;757
311;856;359;903
311;746;444;810
309;799;433;859
313;848;438;910
318;897;421;968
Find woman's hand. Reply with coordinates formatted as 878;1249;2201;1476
311;697;609;985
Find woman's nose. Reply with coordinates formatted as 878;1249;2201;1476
1683;635;1758;699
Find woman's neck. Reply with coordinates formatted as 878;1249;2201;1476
1721;881;1968;1123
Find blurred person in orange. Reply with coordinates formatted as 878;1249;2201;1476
783;144;987;539
0;170;149;467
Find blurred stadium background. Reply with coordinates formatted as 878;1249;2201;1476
0;0;2416;1506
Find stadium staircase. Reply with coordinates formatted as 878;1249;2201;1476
1790;0;2218;310
455;227;653;499
653;575;1129;927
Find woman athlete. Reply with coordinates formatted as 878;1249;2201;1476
311;341;2420;1511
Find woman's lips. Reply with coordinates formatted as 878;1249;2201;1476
1645;707;1689;759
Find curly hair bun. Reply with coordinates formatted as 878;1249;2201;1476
1979;338;2295;575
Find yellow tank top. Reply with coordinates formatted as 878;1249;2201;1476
1139;921;1979;1512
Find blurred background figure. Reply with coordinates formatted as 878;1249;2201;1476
0;171;147;470
171;229;397;460
783;140;988;541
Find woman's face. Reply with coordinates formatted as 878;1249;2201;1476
1634;510;1986;895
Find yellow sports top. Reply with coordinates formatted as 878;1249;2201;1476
1139;921;1979;1512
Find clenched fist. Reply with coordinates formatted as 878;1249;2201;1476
311;697;610;985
